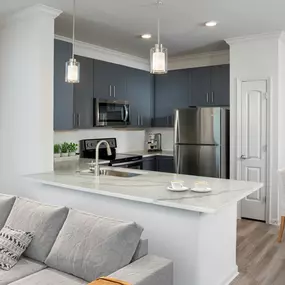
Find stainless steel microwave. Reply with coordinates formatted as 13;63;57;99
93;99;130;127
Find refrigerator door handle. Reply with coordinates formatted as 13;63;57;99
174;145;180;174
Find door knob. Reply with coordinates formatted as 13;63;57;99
240;155;247;160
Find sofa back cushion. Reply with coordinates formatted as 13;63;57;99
0;194;16;230
45;209;143;282
5;197;68;262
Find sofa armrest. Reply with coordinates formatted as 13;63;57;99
109;255;173;285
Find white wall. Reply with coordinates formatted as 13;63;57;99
0;5;61;176
227;32;285;224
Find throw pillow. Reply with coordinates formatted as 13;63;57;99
0;226;33;271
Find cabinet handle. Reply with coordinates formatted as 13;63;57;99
73;113;76;128
206;93;209;103
211;92;214;103
77;114;81;127
141;116;143;126
137;114;140;126
167;116;169;126
109;85;112;97
113;86;116;98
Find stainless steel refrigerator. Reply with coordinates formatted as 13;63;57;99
174;107;229;178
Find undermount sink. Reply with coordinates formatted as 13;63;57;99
99;169;141;178
79;169;141;178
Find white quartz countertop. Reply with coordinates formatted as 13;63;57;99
27;166;262;214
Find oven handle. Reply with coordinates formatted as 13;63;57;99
111;160;143;167
124;105;129;122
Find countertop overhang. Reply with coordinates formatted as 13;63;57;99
26;166;262;214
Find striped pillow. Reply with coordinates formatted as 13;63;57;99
0;226;33;271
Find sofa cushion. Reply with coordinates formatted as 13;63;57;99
45;209;143;282
9;268;87;285
0;194;16;230
5;197;68;262
0;257;46;285
0;226;34;271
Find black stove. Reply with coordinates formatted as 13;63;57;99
79;138;143;169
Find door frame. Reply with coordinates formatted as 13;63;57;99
235;78;271;223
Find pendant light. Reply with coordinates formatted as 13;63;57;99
150;0;168;74
65;0;80;83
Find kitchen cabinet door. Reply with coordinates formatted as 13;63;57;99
157;156;175;173
154;69;189;127
93;60;114;99
189;67;211;106
93;60;127;100
54;40;74;130
142;157;157;171
111;64;128;100
73;55;94;129
211;65;230;106
127;68;154;127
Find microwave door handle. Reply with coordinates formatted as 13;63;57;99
121;107;124;121
124;105;129;122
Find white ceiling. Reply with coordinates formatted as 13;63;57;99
2;0;285;58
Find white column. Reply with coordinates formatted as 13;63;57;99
226;32;285;224
0;5;62;177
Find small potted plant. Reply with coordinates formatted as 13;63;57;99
61;142;69;157
68;142;78;156
54;144;61;158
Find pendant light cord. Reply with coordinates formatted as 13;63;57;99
156;0;162;47
72;0;76;59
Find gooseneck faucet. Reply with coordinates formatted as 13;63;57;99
94;140;112;177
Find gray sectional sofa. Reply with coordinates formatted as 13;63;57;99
0;193;173;285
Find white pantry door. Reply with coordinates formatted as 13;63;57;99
237;80;268;221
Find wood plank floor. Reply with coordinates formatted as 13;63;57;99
231;219;285;285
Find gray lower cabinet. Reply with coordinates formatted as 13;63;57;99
73;55;94;129
54;40;74;131
126;68;154;127
190;65;229;107
154;69;190;127
143;156;174;173
142;157;157;171
157;156;175;173
93;59;127;100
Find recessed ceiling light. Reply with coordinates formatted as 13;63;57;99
205;21;218;27
141;34;152;39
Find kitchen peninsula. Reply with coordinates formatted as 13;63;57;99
27;167;262;285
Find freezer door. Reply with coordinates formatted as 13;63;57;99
174;108;222;145
174;144;221;177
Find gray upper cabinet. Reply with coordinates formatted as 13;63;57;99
73;55;94;129
154;69;190;127
189;67;211;106
211;65;230;106
127;68;154;127
93;60;127;100
54;40;74;131
190;65;229;107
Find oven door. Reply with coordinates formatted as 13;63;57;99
94;99;130;127
111;160;143;170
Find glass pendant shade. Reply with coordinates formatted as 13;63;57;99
150;44;168;74
65;58;80;83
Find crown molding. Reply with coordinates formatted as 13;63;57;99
14;4;62;20
226;31;285;46
55;35;150;71
0;4;62;30
168;50;229;70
